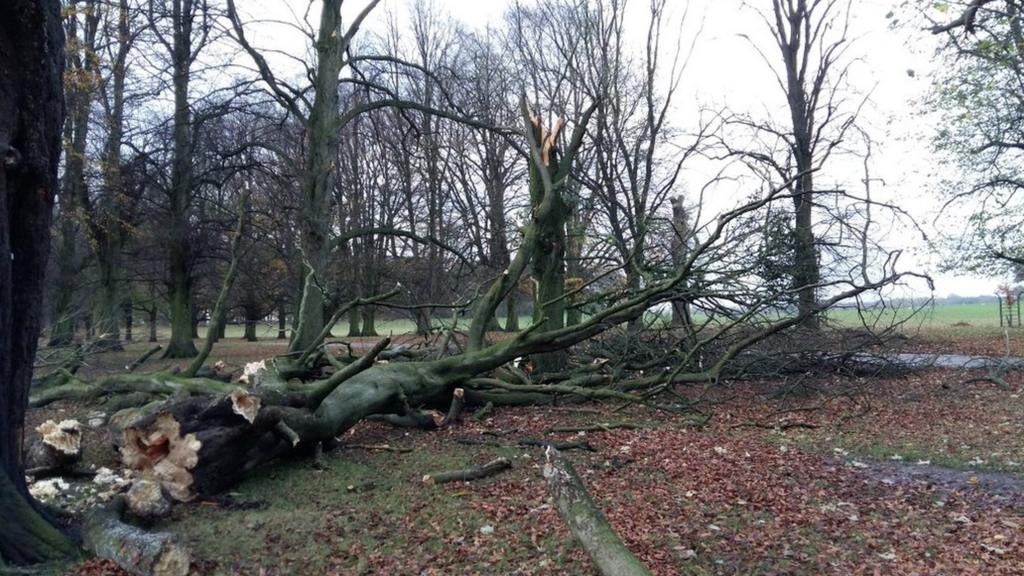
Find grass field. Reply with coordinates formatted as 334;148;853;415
136;302;1013;346
825;301;1006;328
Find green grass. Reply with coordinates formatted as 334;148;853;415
824;302;1005;329
158;443;575;575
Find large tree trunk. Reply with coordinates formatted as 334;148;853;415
528;118;568;373
359;305;378;337
243;303;259;342
777;2;822;329
87;0;135;351
792;169;819;327
288;0;346;354
277;302;287;339
0;0;78;564
124;297;134;342
94;246;123;347
49;2;99;347
163;0;199;359
148;307;158;343
669;196;693;330
164;258;196;358
504;291;519;332
48;212;77;346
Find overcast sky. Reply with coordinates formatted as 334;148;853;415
240;0;995;298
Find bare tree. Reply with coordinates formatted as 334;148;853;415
738;0;860;327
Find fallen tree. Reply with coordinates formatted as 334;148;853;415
33;101;918;509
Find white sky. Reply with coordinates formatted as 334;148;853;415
238;0;1000;298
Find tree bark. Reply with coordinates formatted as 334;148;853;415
0;0;79;564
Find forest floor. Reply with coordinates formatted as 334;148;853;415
33;329;1024;575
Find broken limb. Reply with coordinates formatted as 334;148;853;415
543;447;652;576
182;190;249;379
422;457;513;485
127;345;163;373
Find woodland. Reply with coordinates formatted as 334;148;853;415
3;0;1024;574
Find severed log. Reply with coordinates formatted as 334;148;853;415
422;457;512;485
120;394;304;501
543;447;652;576
82;496;190;576
24;419;82;478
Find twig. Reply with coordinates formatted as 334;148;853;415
544;423;640;434
338;443;413;453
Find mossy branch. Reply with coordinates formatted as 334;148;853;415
182;189;250;378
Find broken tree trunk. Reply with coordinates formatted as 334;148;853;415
82;496;190;576
543;447;652;576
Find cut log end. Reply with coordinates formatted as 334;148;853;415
25;419;83;477
84;497;191;576
126;479;173;522
153;546;191;576
38;419;83;454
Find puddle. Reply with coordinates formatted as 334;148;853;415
859;459;1024;501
